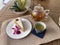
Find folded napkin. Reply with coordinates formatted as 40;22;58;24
32;29;46;38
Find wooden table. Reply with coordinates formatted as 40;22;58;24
0;0;60;45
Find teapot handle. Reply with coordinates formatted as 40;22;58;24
44;9;50;16
26;7;32;14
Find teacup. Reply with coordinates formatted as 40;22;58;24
35;22;46;33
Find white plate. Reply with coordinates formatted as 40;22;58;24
6;18;32;39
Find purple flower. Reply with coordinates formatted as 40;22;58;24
12;25;21;34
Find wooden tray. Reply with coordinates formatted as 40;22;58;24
0;15;60;45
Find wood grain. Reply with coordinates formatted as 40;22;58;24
53;40;58;45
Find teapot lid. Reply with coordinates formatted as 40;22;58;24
34;4;44;12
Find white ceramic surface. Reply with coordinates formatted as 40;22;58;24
13;9;28;15
6;18;32;39
25;0;32;8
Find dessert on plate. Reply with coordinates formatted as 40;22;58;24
12;17;24;35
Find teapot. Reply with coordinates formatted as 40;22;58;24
28;4;50;21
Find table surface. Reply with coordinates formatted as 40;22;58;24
0;15;60;45
0;0;60;45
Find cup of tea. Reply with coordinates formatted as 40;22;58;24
35;22;46;33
